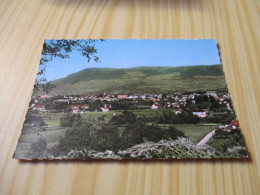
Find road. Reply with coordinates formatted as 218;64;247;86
197;129;216;146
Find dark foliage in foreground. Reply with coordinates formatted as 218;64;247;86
49;111;186;156
30;138;47;159
46;138;247;160
207;129;248;157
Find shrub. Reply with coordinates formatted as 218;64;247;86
30;138;47;158
60;113;81;127
213;129;229;139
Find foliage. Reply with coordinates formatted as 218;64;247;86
204;113;233;124
44;101;68;111
24;112;46;127
213;129;229;139
51;118;100;155
36;39;103;87
177;65;224;77
50;111;187;156
60;113;81;127
110;110;137;125
94;123;122;151
208;130;248;157
41;82;56;94
166;126;185;140
88;99;102;112
118;138;216;159
35;65;228;95
30;138;47;158
155;109;200;124
48;136;247;160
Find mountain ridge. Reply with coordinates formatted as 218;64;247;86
35;65;227;95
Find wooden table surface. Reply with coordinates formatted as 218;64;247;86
0;0;259;194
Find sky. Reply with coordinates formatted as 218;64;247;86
39;39;221;81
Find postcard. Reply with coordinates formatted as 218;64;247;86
13;39;248;160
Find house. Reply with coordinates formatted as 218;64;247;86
40;95;53;100
175;109;183;115
104;95;111;100
79;96;87;101
172;103;180;108
82;104;89;109
69;105;80;113
69;105;80;109
54;99;69;103
206;91;217;97
103;104;111;108
141;95;146;100
127;95;138;100
117;95;128;99
226;103;232;110
231;120;239;129
152;98;159;103
101;107;109;112
192;111;208;118
33;105;46;111
72;108;79;113
180;95;188;101
151;103;160;110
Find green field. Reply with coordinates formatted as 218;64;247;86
154;123;217;143
174;124;218;142
15;109;218;158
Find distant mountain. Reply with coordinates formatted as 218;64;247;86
35;65;228;95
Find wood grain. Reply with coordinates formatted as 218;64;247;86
0;0;259;194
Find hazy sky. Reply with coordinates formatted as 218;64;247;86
39;39;221;81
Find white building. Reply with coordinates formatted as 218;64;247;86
101;107;109;112
151;104;160;109
192;112;208;118
33;105;46;111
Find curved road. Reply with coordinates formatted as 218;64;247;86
197;129;216;146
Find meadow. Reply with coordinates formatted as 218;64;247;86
15;109;219;159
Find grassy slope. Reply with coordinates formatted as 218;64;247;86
34;65;228;95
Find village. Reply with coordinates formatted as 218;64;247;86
29;91;238;129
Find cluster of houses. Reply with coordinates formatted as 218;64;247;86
30;91;232;118
149;91;231;118
29;91;240;130
68;104;112;113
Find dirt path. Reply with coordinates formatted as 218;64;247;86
197;129;216;145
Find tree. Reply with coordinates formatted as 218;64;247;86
96;124;121;151
30;137;47;158
36;39;103;87
51;118;101;155
166;126;185;140
60;113;81;127
41;81;56;95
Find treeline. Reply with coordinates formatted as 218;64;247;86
50;111;185;156
154;109;200;124
153;108;234;125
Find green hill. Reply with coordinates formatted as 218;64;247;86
35;65;228;95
